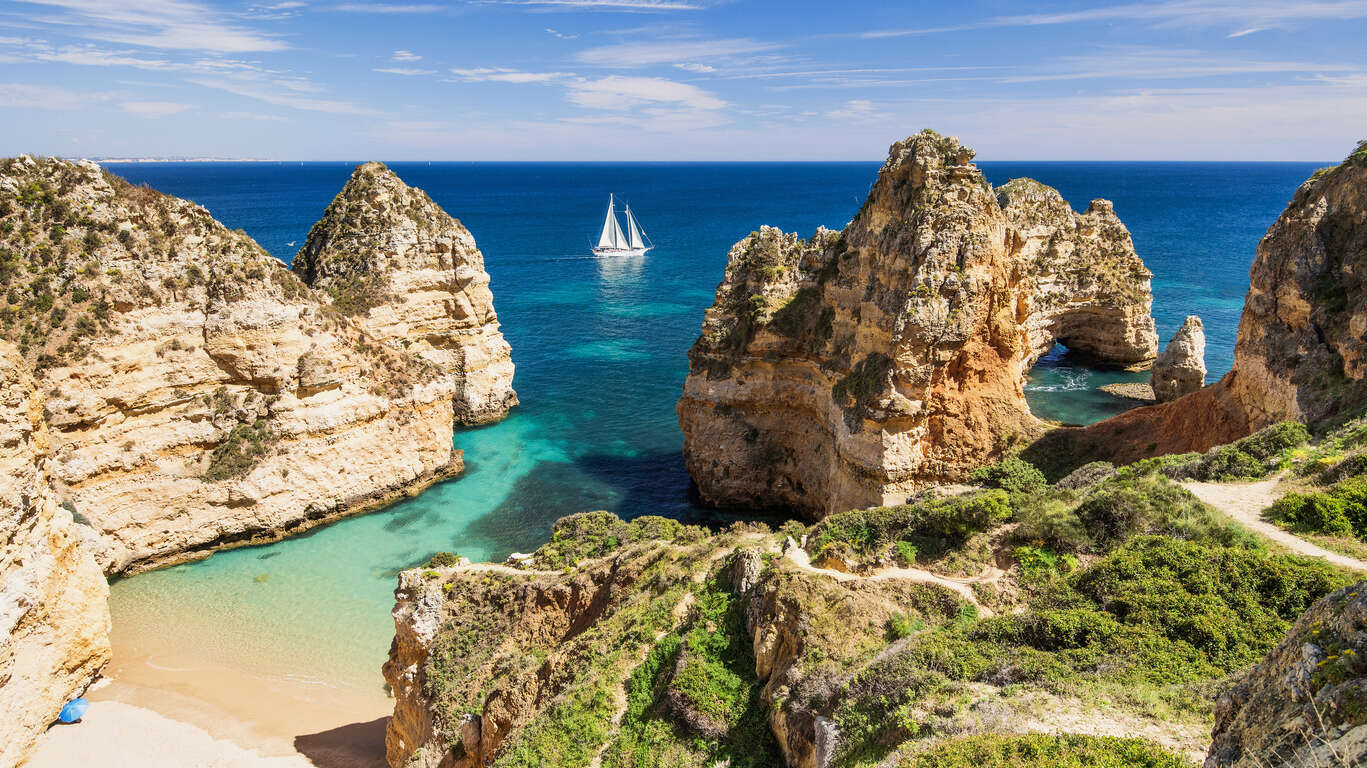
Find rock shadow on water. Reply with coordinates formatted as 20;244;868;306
461;460;620;558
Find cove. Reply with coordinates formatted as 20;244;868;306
103;159;1322;706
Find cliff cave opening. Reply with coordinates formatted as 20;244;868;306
1023;343;1152;427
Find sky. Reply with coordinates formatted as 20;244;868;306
0;0;1364;160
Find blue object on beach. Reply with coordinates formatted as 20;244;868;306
58;698;88;723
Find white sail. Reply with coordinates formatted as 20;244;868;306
597;195;626;249
625;205;645;250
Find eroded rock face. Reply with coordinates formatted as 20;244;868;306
294;162;517;425
1040;150;1367;466
1151;315;1206;403
1205;580;1366;768
0;157;460;575
678;131;1157;517
0;342;111;767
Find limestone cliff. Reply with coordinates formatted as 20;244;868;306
1151;315;1206;403
294;162;516;425
0;156;460;575
1204;580;1366;768
0;342;111;767
678;131;1157;517
1034;146;1367;468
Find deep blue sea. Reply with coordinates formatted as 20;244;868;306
101;160;1322;698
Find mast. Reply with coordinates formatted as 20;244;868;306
625;204;645;250
597;194;626;249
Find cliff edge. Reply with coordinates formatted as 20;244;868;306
294;162;517;425
678;131;1157;517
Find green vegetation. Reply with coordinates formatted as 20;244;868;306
1269;475;1367;542
604;576;780;768
202;418;274;482
1156;422;1309;482
425;551;461;567
832;352;894;428
532;512;703;570
969;456;1048;494
894;733;1188;768
806;490;1010;568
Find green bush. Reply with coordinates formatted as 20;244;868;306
1267;476;1367;540
425;551;461;568
533;513;698;569
202;419;273;482
969;456;1048;494
1073;475;1249;550
895;733;1189;768
1161;422;1310;482
806;490;1011;565
1013;497;1090;552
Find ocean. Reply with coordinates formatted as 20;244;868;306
101;159;1322;701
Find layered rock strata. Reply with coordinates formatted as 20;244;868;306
1205;580;1366;768
678;131;1157;517
1151;315;1206;403
0;156;461;575
1038;147;1367;466
294;162;517;425
0;342;111;767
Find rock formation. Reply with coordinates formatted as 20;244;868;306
0;156;462;574
1032;145;1367;468
294;162;517;425
1151;315;1206;403
1205;580;1366;768
678;131;1157;517
0;342;111;767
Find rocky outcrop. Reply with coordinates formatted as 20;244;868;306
1151;315;1206;403
1034;147;1367;468
678;131;1157;517
1205;580;1366;768
294;162;516;425
0;156;461;575
0;342;111;767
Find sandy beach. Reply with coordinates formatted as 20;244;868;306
27;621;392;768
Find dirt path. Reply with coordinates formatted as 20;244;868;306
782;540;1002;617
1180;478;1367;572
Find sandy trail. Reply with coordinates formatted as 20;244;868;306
782;539;1002;617
1180;478;1367;572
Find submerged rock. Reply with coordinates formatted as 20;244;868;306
677;131;1157;518
294;162;517;425
1205;580;1367;768
0;157;461;574
1151;315;1206;403
0;342;110;766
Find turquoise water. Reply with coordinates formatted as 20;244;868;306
104;160;1323;692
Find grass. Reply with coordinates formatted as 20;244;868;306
893;733;1189;768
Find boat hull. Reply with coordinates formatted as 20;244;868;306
591;246;652;257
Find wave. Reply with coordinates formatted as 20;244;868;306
1025;370;1090;392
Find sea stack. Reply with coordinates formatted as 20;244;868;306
1151;315;1206;402
294;162;517;425
0;342;111;767
677;130;1157;517
1046;145;1367;464
0;156;461;575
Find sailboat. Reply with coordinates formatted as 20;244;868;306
591;194;652;257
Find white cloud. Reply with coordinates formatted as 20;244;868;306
33;45;175;70
567;75;724;110
392;50;422;61
18;0;288;52
122;100;190;116
863;0;1367;38
330;3;443;12
545;27;578;39
575;38;782;67
826;99;879;119
674;62;715;73
1000;48;1356;83
187;76;379;115
449;67;572;83
374;66;435;75
486;0;705;10
0;82;113;109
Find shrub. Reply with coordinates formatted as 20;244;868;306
202;419;273;482
425;551;461;568
969;456;1048;494
1055;461;1117;491
895;733;1189;768
806;490;1011;565
1267;477;1367;540
1013;497;1090;552
895;540;918;566
888;612;921;639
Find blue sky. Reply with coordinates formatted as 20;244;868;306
1;0;1364;160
